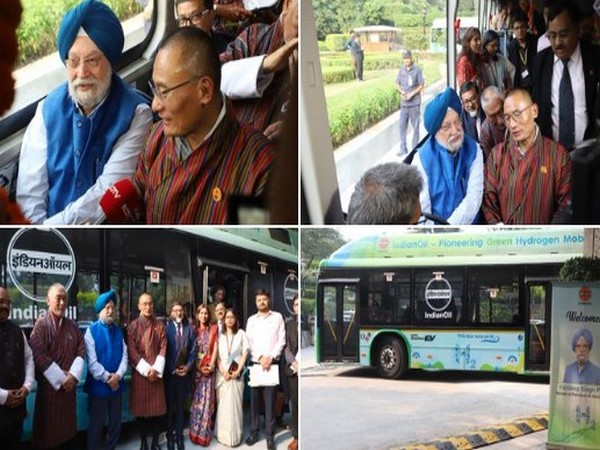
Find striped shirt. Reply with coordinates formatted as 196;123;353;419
220;18;289;132
127;316;167;417
479;118;506;161
134;104;274;224
482;132;571;224
29;313;85;449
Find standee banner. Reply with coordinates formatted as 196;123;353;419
549;283;600;449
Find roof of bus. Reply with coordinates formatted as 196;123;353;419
179;227;298;263
432;16;478;29
319;228;585;269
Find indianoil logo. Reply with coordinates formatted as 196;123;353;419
378;236;389;250
579;286;592;304
7;228;76;302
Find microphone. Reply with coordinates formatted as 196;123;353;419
95;179;140;224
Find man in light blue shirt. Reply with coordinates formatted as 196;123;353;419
396;50;424;155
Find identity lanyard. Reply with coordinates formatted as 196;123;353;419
519;44;528;67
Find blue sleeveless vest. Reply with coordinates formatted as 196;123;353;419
42;74;145;216
419;134;478;222
84;320;125;398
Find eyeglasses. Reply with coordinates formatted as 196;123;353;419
65;55;103;69
148;76;200;102
462;96;478;105
177;9;210;27
439;119;462;133
547;30;572;42
502;104;533;124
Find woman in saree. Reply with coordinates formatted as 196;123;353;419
189;304;218;446
214;308;249;446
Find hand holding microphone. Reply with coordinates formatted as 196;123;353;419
96;179;141;224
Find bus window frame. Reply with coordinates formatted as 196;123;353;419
0;0;171;141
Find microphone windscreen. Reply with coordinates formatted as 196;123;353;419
99;179;140;223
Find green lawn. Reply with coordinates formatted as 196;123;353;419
325;59;445;112
323;54;446;148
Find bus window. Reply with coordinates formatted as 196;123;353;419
73;271;100;326
107;229;193;320
414;269;463;325
467;267;520;325
361;271;410;324
7;0;152;121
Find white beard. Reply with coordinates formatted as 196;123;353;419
437;132;465;154
68;72;111;112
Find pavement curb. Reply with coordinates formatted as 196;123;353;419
396;413;549;450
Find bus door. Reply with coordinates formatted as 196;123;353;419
198;257;248;320
525;281;552;371
317;279;359;361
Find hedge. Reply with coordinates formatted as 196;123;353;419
322;66;355;84
17;0;142;67
320;51;427;84
329;85;400;148
325;33;349;52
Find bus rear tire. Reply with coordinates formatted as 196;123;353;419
376;336;406;379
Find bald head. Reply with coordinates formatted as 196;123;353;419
158;27;221;91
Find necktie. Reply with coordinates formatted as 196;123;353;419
177;324;182;348
559;58;574;149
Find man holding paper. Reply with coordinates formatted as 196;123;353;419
245;289;285;450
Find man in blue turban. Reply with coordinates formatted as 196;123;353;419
412;86;483;224
564;328;600;384
17;0;152;225
84;288;128;450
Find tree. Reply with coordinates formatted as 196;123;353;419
313;0;368;36
363;0;385;25
301;228;347;270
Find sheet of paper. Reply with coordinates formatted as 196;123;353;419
248;364;280;387
243;0;278;10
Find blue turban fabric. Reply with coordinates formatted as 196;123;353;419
572;328;593;351
95;289;117;314
57;0;124;67
424;87;462;135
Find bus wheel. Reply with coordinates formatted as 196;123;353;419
376;336;406;379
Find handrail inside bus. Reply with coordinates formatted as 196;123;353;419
326;316;337;343
532;322;546;351
343;310;356;345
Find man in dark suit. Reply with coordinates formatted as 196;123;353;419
532;0;600;150
284;295;299;450
165;302;197;450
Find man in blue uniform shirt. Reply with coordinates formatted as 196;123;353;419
395;50;424;156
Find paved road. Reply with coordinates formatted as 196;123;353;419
300;346;550;450
115;408;295;450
